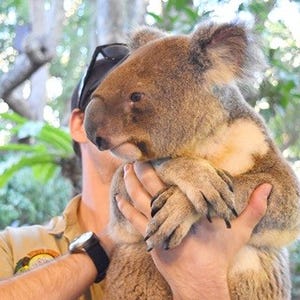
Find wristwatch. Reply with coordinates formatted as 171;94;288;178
69;231;109;283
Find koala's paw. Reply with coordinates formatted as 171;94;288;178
145;186;199;251
188;168;237;228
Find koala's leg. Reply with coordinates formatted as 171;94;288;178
228;246;291;300
104;243;172;300
232;167;300;249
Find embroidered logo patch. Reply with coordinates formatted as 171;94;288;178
14;249;60;274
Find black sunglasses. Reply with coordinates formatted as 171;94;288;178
77;43;130;109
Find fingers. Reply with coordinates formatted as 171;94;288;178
123;163;151;218
133;162;166;197
233;183;271;235
116;195;148;236
119;162;168;237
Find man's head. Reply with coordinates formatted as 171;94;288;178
70;43;129;157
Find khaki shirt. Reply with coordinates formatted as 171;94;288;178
0;195;105;299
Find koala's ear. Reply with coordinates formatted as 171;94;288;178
189;21;266;84
128;26;168;51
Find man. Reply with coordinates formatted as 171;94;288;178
0;43;270;299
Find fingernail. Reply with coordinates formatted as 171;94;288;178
261;183;273;199
123;163;131;174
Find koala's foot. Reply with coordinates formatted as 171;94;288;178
190;168;237;228
161;159;237;225
146;160;238;250
145;186;199;250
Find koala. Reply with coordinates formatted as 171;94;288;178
84;21;300;299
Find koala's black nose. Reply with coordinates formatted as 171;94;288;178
95;136;109;151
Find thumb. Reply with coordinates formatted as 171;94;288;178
236;183;271;231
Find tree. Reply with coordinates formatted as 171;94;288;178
0;0;146;220
0;0;64;119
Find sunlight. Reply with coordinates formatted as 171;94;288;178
269;0;300;45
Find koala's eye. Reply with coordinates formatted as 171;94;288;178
130;92;144;102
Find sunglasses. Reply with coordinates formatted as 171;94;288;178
77;43;130;109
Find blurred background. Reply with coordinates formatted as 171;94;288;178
0;0;299;297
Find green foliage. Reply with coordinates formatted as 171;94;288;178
147;0;211;33
49;2;92;120
0;112;73;187
0;167;72;228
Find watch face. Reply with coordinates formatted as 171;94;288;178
69;231;94;251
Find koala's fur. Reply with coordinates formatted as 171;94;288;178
84;21;300;299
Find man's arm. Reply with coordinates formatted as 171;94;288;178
0;253;97;300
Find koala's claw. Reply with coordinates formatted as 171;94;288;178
151;185;177;218
150;186;171;206
145;187;198;249
231;207;238;217
216;169;234;192
224;218;231;228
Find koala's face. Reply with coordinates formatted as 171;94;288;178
85;37;207;161
84;22;264;161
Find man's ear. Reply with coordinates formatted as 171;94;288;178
69;109;88;143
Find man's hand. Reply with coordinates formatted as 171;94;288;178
116;162;270;300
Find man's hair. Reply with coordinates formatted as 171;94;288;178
71;59;124;158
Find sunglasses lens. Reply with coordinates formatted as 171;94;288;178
102;44;129;60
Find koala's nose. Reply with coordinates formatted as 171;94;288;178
95;136;110;151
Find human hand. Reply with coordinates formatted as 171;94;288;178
116;162;270;299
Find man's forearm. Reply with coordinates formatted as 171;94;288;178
0;253;97;299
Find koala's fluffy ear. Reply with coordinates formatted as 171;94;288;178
128;26;168;51
189;21;266;85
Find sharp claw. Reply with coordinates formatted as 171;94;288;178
231;207;238;217
163;243;169;250
216;169;234;192
150;186;170;206
203;193;213;223
151;206;160;217
224;219;231;228
227;183;234;193
206;212;212;223
144;234;150;241
146;244;153;252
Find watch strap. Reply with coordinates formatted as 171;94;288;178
86;238;110;283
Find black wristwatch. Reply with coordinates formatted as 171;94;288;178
69;231;109;283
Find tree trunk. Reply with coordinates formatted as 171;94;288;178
27;0;49;120
95;0;148;44
0;0;64;119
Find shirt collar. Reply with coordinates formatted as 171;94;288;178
46;194;84;242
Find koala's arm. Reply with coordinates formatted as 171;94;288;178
154;153;300;250
233;150;300;249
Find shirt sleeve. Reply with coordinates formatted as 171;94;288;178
0;229;15;279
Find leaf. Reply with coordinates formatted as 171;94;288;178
0;154;55;188
0;144;46;153
17;121;44;139
183;7;199;21
0;112;27;125
146;12;163;23
38;125;73;154
32;163;57;183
